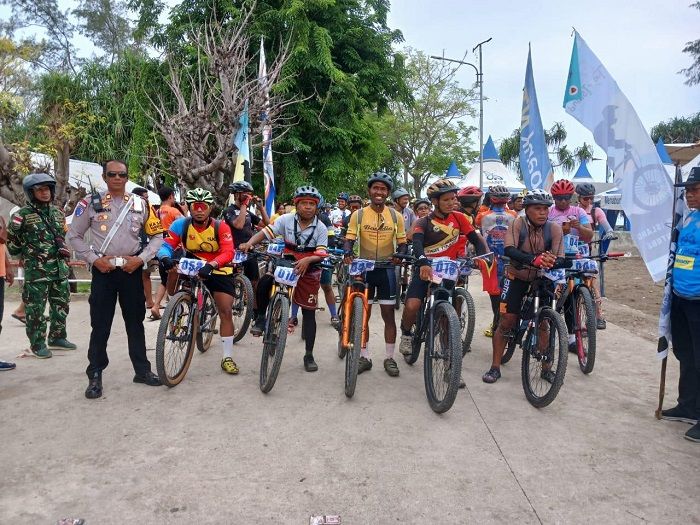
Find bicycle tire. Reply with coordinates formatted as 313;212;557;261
575;286;597;374
424;301;462;414
404;301;424;365
394;265;402;310
336;265;347;304
232;274;254;343
501;335;518;365
196;287;218;352
259;294;289;393
521;307;568;408
155;291;196;387
452;288;476;356
344;296;364;398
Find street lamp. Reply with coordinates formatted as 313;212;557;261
431;37;492;190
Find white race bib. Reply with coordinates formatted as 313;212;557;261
233;251;248;263
349;259;375;276
571;258;598;274
267;242;284;255
541;268;566;283
431;258;459;284
273;265;299;286
177;257;205;276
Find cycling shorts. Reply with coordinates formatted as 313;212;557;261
405;272;455;301
499;276;530;315
320;267;333;286
241;257;260;282
366;267;397;305
203;273;236;297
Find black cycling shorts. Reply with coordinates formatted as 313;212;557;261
499;276;531;315
203;273;236;297
241;257;260;282
365;267;397;305
405;272;455;301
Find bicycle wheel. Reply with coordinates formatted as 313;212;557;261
452;288;476;356
574;286;597;374
259;294;289;393
394;265;402;310
521;307;568;408
156;291;196;387
501;334;518;365
404;301;424;365
424;301;462;414
232;274;254;343
335;265;347;304
345;296;364;398
196;287;218;352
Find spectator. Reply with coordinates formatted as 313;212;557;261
150;186;183;319
0;214;16;370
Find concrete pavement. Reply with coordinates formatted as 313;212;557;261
0;280;698;524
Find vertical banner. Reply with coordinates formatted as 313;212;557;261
233;100;250;182
563;31;673;281
259;36;276;216
520;45;553;190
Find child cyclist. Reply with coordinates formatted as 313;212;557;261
239;186;328;372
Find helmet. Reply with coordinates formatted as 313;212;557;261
22;172;56;202
228;181;254;194
367;171;394;192
185;188;215;205
348;194;363;205
337;192;349;203
412;198;431;210
575;182;596;197
550;179;576;196
523;189;553;207
457;185;483;204
132;186;148;197
392;188;410;201
293;185;322;204
487;185;510;199
426;178;458;199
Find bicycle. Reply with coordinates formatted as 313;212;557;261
454;258;478;356
394;254;464;414
500;265;569;408
227;250;255;344
155;258;218;387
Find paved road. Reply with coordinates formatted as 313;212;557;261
0;279;698;524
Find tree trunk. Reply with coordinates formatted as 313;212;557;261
53;141;71;208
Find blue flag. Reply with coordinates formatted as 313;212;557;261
520;46;552;190
233;100;250;182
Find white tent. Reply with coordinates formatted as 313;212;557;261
462;136;525;192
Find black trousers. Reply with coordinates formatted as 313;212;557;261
671;294;700;416
86;267;150;378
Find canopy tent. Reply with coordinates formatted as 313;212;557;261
572;160;595;182
445;160;462;179
462;136;525;192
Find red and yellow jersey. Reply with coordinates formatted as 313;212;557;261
158;217;234;275
412;211;474;259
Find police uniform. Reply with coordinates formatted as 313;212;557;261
67;191;164;379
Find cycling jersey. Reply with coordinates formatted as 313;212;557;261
673;209;700;299
548;205;590;238
504;216;565;282
399;205;416;233
222;203;262;246
478;206;517;283
345;205;406;262
262;213;328;259
329;207;350;227
157;204;183;231
157;217;234;275
412;211;474;259
475;207;517;229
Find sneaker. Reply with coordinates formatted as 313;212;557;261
250;316;265;337
540;369;557;384
399;334;413;355
684;422;700;443
661;405;698;425
330;317;341;331
85;373;102;399
133;372;162;386
483;324;493;338
221;357;239;374
31;345;52;359
383;358;399;377
596;318;607;330
568;341;578;353
358;356;372;374
0;360;17;371
482;367;501;384
48;338;77;350
303;355;318;372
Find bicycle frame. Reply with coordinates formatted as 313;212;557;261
340;278;371;350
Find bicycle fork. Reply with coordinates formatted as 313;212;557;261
341;286;370;350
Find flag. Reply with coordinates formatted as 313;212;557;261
520;45;553;190
233;100;250;182
259;36;276;216
657;165;687;359
474;254;500;296
563;32;673;282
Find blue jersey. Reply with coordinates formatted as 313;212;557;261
673;210;700;299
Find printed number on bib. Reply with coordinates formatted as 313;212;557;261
541;268;566;283
431;258;459;284
563;234;580;254
349;259;375;276
233;251;248;264
178;257;205;276
571;258;598;274
267;242;284;255
274;266;299;286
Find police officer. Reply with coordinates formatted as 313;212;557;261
67;160;165;399
7;173;76;358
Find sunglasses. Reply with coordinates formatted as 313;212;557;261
190;202;211;212
554;195;572;201
106;171;128;179
579;196;593;201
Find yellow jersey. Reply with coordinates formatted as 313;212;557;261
345;205;406;262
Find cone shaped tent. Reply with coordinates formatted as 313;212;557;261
463;136;525;191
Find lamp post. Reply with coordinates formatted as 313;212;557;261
431;37;492;189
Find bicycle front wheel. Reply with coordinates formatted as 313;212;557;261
345;296;364;398
521;307;568;408
156;291;196;387
452;288;476;356
575;286;597;374
424;302;462;414
404;301;424;365
394;266;402;310
232;274;254;343
196;287;218;352
259;294;289;393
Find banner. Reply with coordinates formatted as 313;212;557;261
520;45;553;190
233;100;250;182
563;32;673;281
259;36;276;215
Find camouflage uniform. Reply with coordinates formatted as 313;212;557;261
7;204;70;351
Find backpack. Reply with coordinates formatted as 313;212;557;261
517;217;552;252
183;217;221;244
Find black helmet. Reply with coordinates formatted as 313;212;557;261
523;189;553;207
22;172;56;202
412;198;431;210
392;188;410;201
367;171;394;192
228;181;254;194
575;182;596;197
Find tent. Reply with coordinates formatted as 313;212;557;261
572;160;595;182
445;160;462;179
462;136;525;192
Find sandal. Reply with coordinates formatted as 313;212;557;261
482;367;501;384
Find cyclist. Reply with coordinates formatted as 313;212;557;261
413;198;432;219
476;185;518;338
329;192;351;230
575;182;615;329
482;189;569;384
239;186;328;372
344;172;407;377
157;188;239;375
548;179;594;244
457;186;483;225
511;189;527;217
393;188;416;241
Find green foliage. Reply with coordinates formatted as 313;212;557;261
680;2;700;86
651;112;700;144
73;0;134;62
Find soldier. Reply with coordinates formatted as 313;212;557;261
67;160;165;399
7;173;76;358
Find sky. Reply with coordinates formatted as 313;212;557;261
387;0;699;180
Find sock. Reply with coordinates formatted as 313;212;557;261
222;336;234;359
327;302;337;318
568;334;576;344
291;303;299;319
385;343;395;359
361;346;369;358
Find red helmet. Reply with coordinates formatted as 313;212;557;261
457;186;483;199
550;179;575;196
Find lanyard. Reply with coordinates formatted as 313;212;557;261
293;215;317;250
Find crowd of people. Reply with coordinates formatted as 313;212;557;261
0;163;698;443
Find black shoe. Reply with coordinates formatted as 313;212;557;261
358;356;373;374
133;372;162;386
568;341;577;353
685;422;700;442
251;316;265;337
540;369;557;384
85;374;102;399
303;355;318;372
661;405;698;425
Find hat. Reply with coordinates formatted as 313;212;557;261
675;167;700;187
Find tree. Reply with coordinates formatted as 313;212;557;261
373;49;477;197
680;1;700;86
651;113;700;143
73;0;135;63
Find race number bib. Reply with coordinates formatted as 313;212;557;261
571;258;598;274
267;242;284;255
178;257;205;276
541;268;566;283
349;259;375;276
563;234;579;254
431;258;459;284
577;243;590;257
233;251;248;264
273;265;299;286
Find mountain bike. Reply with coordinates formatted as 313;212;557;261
454;259;477;355
228;250;255;344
